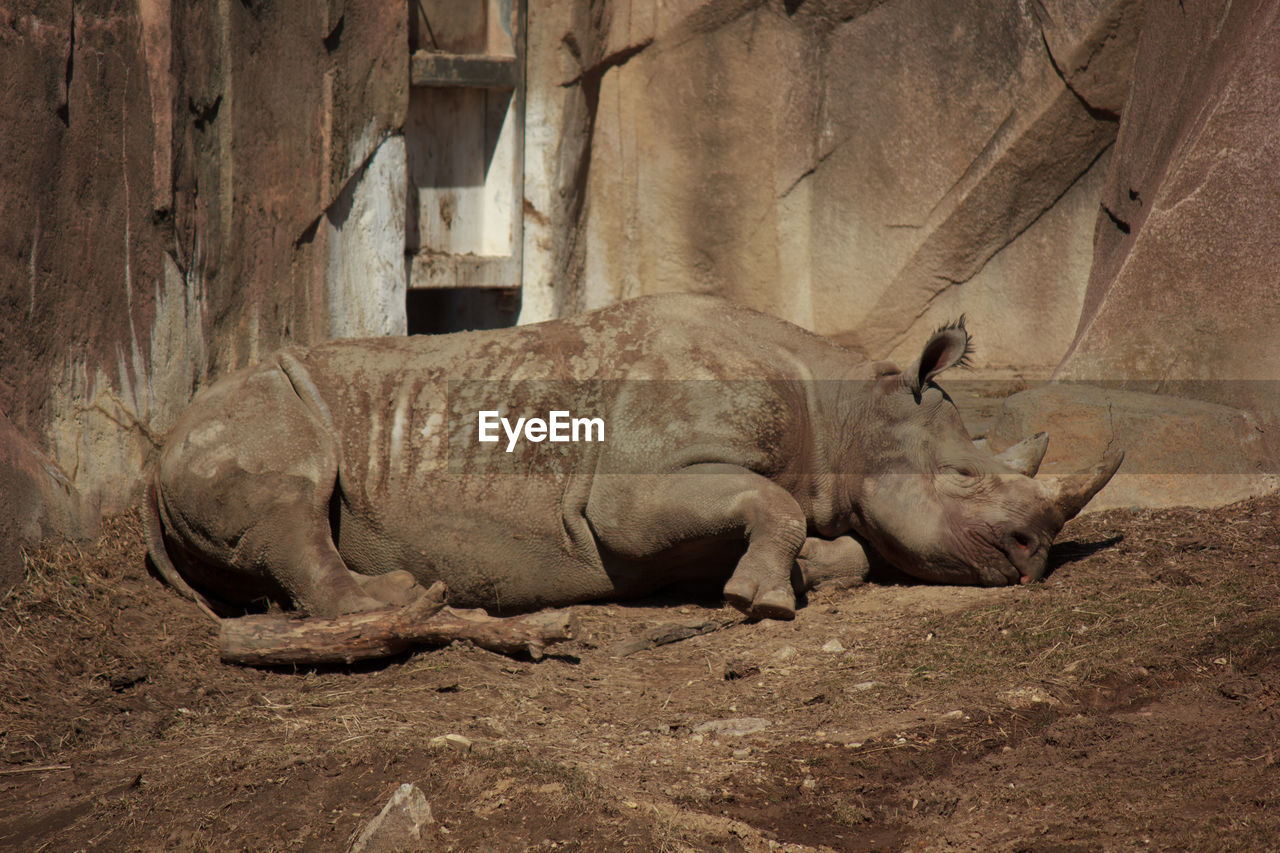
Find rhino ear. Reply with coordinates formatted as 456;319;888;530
907;316;973;396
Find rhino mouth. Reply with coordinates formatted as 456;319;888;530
1000;530;1049;584
870;518;1056;587
949;527;1052;586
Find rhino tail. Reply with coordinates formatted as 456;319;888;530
277;350;335;432
144;472;222;623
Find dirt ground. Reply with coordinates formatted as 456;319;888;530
2;493;1279;852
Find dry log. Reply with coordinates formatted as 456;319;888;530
218;582;575;666
419;607;576;660
219;582;448;666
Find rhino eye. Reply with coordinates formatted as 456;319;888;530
945;464;979;480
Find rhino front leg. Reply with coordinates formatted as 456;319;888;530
587;463;807;619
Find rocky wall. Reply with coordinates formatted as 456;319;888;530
0;0;406;520
1055;0;1280;445
983;0;1280;509
523;0;1144;372
11;0;1276;536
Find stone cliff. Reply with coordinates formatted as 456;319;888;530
4;0;1279;586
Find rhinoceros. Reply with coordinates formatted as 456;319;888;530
145;294;1121;621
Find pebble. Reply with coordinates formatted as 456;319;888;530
428;733;473;753
821;639;845;653
1000;686;1061;708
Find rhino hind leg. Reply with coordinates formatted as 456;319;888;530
355;570;426;608
153;363;412;618
795;535;872;589
262;514;393;616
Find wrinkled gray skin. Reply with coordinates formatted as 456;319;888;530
146;295;1122;620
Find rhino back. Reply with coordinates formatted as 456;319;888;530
290;296;865;608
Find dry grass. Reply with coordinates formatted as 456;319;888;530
2;497;1280;850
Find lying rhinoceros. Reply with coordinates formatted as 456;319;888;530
145;294;1120;620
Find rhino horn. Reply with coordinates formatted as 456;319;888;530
1048;450;1125;520
993;432;1049;478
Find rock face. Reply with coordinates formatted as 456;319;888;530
6;0;1279;523
1054;0;1280;456
988;385;1277;510
0;2;405;516
0;411;95;592
524;0;1144;372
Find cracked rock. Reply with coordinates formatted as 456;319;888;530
349;783;435;853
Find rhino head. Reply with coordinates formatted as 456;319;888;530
850;320;1122;586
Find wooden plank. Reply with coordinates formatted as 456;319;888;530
408;252;521;289
411;51;520;89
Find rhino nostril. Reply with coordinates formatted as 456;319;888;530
1002;531;1044;584
1002;531;1038;572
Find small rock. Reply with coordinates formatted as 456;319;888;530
428;733;472;753
692;717;771;738
474;717;507;738
349;783;434;853
851;681;884;692
772;645;798;661
723;661;761;681
732;748;751;759
820;639;845;653
1000;686;1061;708
939;710;966;721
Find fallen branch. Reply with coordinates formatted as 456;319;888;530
0;764;72;776
218;582;575;666
422;607;576;660
613;616;744;657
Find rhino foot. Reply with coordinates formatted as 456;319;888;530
723;576;796;621
357;570;428;608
